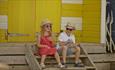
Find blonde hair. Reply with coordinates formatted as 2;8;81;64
40;19;52;36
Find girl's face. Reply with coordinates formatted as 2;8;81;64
43;24;52;32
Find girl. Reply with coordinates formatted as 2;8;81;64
37;20;64;68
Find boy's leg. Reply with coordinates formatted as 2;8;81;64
74;45;84;67
75;46;80;63
62;46;68;64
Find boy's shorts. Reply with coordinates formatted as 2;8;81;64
56;43;78;56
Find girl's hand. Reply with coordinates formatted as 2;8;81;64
43;45;50;49
43;45;49;48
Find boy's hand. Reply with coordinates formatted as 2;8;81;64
76;42;80;47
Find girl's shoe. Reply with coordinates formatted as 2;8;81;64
40;64;45;69
57;64;65;68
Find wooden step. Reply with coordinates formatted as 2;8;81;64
9;65;30;70
25;44;96;70
0;56;27;65
0;43;26;47
81;44;106;54
62;66;96;70
89;54;115;63
85;66;96;69
36;55;87;59
43;68;60;70
0;46;26;55
62;67;86;70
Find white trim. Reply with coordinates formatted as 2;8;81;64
0;15;8;29
101;0;106;43
62;0;83;4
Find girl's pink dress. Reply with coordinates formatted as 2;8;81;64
38;36;56;56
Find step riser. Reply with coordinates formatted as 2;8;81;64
0;44;30;70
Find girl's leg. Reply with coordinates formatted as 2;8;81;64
54;52;61;64
40;55;46;68
54;52;64;68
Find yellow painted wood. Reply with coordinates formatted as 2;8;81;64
83;27;100;32
82;37;100;43
82;31;100;37
74;30;82;42
83;0;100;4
0;0;8;15
62;4;82;17
8;0;35;42
83;18;100;24
0;29;7;42
36;0;61;32
82;0;101;43
83;12;100;17
62;4;82;10
0;0;8;42
83;5;100;11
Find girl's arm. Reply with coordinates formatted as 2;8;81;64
37;35;48;48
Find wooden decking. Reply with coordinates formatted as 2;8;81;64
0;43;115;70
25;44;96;70
81;43;115;70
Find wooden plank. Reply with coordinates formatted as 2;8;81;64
80;46;96;69
95;63;110;70
81;43;104;46
9;65;30;70
0;46;26;55
89;54;115;62
0;43;26;47
62;67;86;70
25;45;41;70
110;62;115;70
0;56;27;65
43;68;60;70
81;45;106;54
36;55;87;59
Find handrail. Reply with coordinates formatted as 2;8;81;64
25;44;41;70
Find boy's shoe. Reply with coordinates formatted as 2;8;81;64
62;63;67;68
74;62;84;67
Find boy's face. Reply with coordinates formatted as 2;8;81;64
66;28;74;34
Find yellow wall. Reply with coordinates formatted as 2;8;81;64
62;4;82;17
0;0;8;42
82;0;101;43
8;0;35;42
0;0;101;43
0;0;8;15
36;0;61;33
0;29;7;42
62;0;101;43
